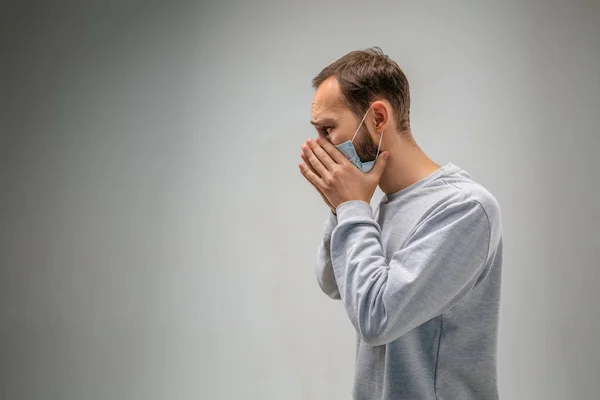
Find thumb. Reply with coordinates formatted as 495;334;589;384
370;151;389;176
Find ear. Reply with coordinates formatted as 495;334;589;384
370;100;390;133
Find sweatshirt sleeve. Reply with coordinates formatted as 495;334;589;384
315;211;341;299
330;199;491;346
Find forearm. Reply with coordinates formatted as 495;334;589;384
330;201;388;340
315;211;341;299
330;200;491;346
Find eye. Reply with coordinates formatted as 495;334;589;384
316;126;334;137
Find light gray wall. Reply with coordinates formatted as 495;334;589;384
1;1;599;399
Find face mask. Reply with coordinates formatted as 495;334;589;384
335;108;384;173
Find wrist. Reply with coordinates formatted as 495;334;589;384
335;200;372;222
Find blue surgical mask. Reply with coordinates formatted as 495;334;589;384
335;108;384;173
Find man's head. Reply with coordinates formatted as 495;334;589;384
310;47;411;163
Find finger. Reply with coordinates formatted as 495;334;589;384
308;138;336;170
300;160;321;190
300;156;332;202
299;153;321;185
368;152;389;177
315;136;347;164
302;142;329;178
299;162;325;190
300;152;321;177
301;171;333;208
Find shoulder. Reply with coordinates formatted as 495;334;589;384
440;167;503;249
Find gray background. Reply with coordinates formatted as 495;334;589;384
1;0;599;399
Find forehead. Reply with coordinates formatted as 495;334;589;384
311;77;346;121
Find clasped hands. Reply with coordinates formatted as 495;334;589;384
298;137;388;214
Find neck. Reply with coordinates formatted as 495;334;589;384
378;134;440;195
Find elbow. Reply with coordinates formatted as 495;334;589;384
354;298;392;345
357;316;417;346
359;327;390;346
317;280;341;300
356;317;392;346
316;273;341;300
356;310;407;346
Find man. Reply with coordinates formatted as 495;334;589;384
299;47;503;400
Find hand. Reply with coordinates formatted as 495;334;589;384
300;151;337;214
299;137;389;209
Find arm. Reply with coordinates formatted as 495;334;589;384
330;199;491;346
315;211;341;299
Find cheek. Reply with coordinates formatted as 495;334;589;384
330;135;346;146
329;131;350;146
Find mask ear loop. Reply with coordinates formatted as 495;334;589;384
351;108;371;143
375;129;384;159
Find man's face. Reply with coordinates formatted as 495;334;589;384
310;77;379;163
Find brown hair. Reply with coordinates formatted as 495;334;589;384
312;47;411;133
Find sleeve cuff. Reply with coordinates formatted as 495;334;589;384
323;210;338;237
335;200;373;222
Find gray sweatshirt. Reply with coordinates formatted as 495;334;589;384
316;162;503;400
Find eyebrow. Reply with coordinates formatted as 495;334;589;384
310;118;337;126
